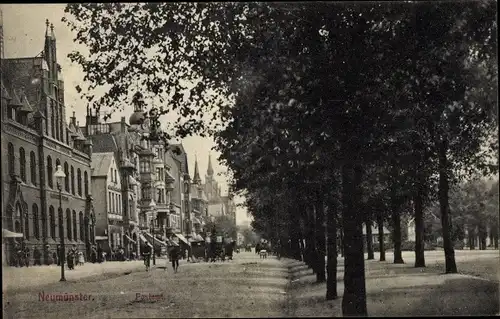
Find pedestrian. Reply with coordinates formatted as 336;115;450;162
78;251;85;266
97;245;103;263
169;244;180;273
23;245;30;267
33;247;42;266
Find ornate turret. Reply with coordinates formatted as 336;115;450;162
193;154;201;185
129;100;145;125
207;153;214;177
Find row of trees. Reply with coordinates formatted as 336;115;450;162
66;1;497;316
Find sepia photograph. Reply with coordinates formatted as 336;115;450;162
1;2;498;318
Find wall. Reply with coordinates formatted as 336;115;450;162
92;177;108;236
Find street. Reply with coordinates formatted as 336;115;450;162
3;250;499;318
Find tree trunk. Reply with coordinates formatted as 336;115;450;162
414;171;426;267
289;209;302;260
341;164;368;316
315;194;326;283
340;228;344;257
326;191;338;300
438;138;458;273
377;211;386;261
390;167;404;264
494;235;498;249
468;229;475;250
365;219;374;260
306;206;317;272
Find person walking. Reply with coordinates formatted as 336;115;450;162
142;244;152;271
169;244;180;273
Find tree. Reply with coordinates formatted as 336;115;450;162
205;215;237;240
66;1;497;315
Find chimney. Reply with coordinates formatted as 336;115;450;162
71;111;77;126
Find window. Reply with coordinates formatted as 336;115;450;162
33;204;39;239
79;212;84;241
8;143;15;176
108;192;112;213
47;156;53;188
41;207;47;239
77;168;82;196
64;163;69;192
114;170;117;184
49;206;55;239
51;101;55;138
19;147;26;182
72;210;77;242
30;152;37;185
24;211;30;239
71;166;75;195
84;171;89;196
66;209;72;240
58;208;63;239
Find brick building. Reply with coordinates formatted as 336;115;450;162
1;20;95;265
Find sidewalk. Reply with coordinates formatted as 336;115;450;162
286;254;499;316
3;260;147;293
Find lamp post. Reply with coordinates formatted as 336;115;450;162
150;200;156;266
54;165;66;282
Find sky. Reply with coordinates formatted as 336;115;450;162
1;4;252;225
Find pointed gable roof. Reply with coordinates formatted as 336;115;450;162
91;152;115;177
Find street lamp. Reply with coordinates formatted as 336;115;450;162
54;165;66;282
150;199;156;266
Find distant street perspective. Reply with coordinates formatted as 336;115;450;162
2;2;499;318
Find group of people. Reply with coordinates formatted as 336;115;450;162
11;242;31;267
140;243;181;273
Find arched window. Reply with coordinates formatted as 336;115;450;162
77;168;82;196
19;147;26;182
55;104;59;140
71;166;75;195
41;207;47;239
51;101;55;138
58;208;64;239
79;212;84;241
66;208;72;240
64;162;69;192
24;210;30;239
49;206;55;239
8;143;15;176
30;152;37;185
72;210;77;242
84;171;89;196
56;159;61;188
47;156;53;188
32;204;39;239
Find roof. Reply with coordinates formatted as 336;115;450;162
91;152;115;177
90;134;118;153
170;144;189;175
2;57;46;110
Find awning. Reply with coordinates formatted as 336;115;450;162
143;232;173;247
124;235;136;244
189;234;204;242
174;233;190;246
192;217;201;225
3;229;23;238
139;234;153;248
95;236;108;240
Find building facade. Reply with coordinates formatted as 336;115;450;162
1;21;95;265
90;152;126;253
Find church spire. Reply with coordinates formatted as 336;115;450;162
193;154;201;184
207;153;214;176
